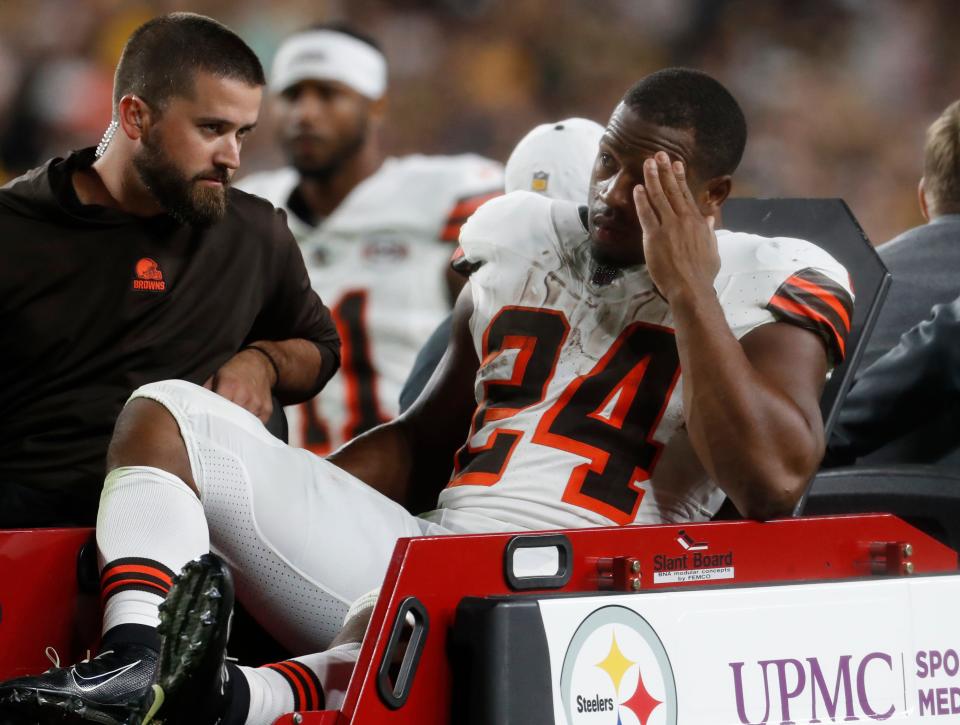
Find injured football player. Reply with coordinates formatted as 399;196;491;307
0;67;853;725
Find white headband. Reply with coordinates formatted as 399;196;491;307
270;30;387;99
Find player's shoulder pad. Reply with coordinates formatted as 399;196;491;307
717;230;850;289
394;153;503;197
459;190;557;265
396;152;503;179
717;229;855;364
233;167;298;208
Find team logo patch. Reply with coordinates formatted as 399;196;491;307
362;239;408;263
560;605;677;725
132;257;165;291
531;170;549;192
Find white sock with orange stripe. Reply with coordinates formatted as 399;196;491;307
97;466;209;643
239;644;361;722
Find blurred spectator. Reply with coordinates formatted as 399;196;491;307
3;1;960;247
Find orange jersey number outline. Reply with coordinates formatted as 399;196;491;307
300;289;390;454
451;307;680;524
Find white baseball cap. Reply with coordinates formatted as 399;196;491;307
504;117;605;202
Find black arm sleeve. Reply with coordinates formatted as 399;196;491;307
399;313;453;413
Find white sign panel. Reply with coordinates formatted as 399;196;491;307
537;574;960;724
653;566;734;584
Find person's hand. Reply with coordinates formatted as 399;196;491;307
633;151;720;303
204;348;276;422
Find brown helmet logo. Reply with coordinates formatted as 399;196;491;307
133;258;166;291
135;258;163;280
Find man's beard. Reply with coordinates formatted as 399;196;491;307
134;131;229;226
286;117;367;182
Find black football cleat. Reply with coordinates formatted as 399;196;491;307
133;553;236;725
0;643;158;725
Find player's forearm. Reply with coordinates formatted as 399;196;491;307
247;338;336;404
670;288;823;519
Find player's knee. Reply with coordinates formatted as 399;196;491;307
106;396;197;495
330;607;373;648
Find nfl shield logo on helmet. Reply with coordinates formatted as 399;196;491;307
531;170;549;192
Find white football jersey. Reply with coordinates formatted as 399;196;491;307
238;155;503;453
425;192;853;531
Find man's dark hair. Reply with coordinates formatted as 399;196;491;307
112;13;265;117
304;21;383;53
623;68;747;179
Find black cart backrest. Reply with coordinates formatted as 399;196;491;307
804;465;960;552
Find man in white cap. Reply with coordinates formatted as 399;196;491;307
238;23;503;455
399;117;605;413
504;117;605;200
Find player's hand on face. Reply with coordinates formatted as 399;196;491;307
204;349;276;423
633;150;721;303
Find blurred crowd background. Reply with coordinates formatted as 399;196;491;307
1;0;958;245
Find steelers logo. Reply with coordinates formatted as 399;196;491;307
560;606;677;725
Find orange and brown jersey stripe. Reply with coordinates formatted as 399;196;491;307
100;557;175;602
264;660;325;711
440;190;502;242
765;267;854;363
449;245;482;277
